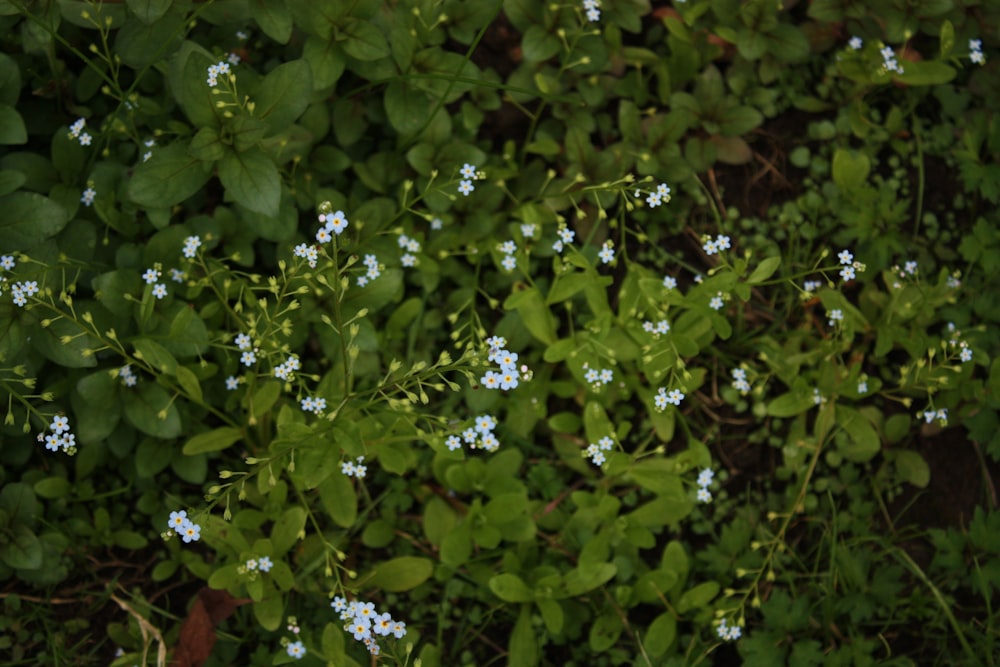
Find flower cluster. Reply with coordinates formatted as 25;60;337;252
585;435;614;466
398;233;421;269
653;386;685;411
552;225;575;253
716;616;743;642
9;279;39;307
142;266;168;300
838;249;863;282
453;414;501;452
119;364;138;387
67;117;92;146
167;510;201;543
702;234;731;256
498;240;517;272
880;45;903;74
235;333;258;367
583;0;601;22
813;388;826;405
273;355;301;381
38;415;77;454
583;364;614;388
205;60;232;87
645;182;671;208
244;556;274;573
642;319;670;336
293;243;319;268
970;39;985;65
696;468;714;503
922;407;948;426
331;597;407;656
481;336;525;391
598;240;615;264
827;309;844;326
316;210;348;243
946;323;974;363
731;368;750;394
342;456;367;478
458;162;480;196
182;235;201;259
300;396;327;415
141;137;155;163
358;254;382;286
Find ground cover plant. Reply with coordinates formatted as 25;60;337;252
0;0;999;665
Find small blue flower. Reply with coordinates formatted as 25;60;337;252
286;640;305;659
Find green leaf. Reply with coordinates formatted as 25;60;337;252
170;41;219;127
644;612;677;657
0;104;26;144
135;439;173;477
254;59;312;133
504;286;557;345
747;256;781;284
832;148;870;191
0;53;21;106
218;147;281;217
521;24;560;62
129;140;213;208
767;391;815;417
836;405;880;462
564;563;617;596
939;20;954;57
132;338;177;375
32;317;98;368
509;604;539;666
365;556;433;592
897;61;956;86
249;381;283;417
188;127;224;161
339;18;389;61
677;581;720;613
422;496;456;546
0;191;69;250
440;522;472;566
718;105;763;136
489;573;535;602
316;470;355;530
0;169;25;195
384;80;430;137
174;365;203;404
892;450;930;488
253;595;283;632
123;383;183;438
182;427;243;455
590;610;623;651
0;483;38;523
0;525;42;570
251;0;292;43
271;507;306;556
302;36;346;90
126;0;171;23
536;598;563;634
33;477;70;499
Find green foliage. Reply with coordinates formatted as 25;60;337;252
0;0;998;665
